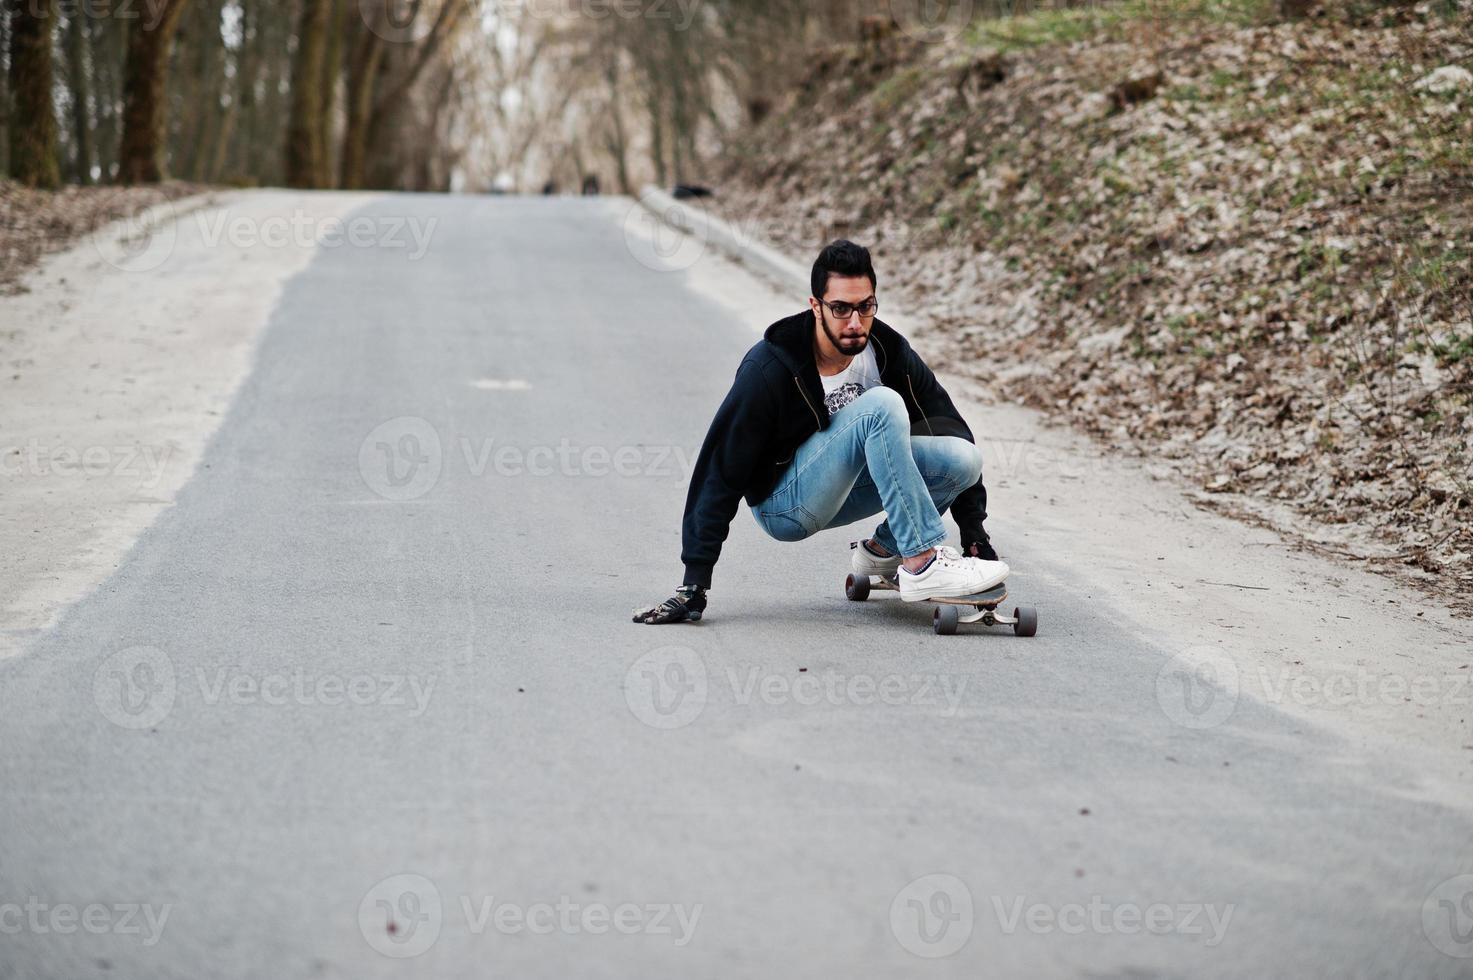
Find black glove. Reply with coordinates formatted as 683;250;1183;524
632;585;708;625
960;524;999;562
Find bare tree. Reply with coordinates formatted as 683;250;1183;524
8;0;61;188
117;0;193;183
317;0;347;187
63;8;94;184
286;0;333;187
89;6;128;181
9;0;898;194
172;0;226;182
341;0;474;190
339;9;386;189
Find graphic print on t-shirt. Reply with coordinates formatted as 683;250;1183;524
824;382;868;416
819;346;882;417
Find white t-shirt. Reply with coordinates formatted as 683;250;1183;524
819;346;882;416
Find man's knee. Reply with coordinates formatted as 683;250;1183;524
855;385;908;423
924;437;983;489
959;441;984;486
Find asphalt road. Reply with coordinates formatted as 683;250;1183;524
2;194;1470;979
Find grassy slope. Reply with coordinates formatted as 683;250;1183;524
715;0;1473;602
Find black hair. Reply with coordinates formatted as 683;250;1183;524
811;240;877;300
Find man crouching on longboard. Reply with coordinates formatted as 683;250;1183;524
633;240;1008;625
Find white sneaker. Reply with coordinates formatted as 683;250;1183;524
898;546;1009;602
850;539;902;580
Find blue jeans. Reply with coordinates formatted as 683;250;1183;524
750;386;984;557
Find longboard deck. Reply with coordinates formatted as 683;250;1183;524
847;572;1035;635
866;576;1008;608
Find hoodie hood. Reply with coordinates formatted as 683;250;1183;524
762;310;818;374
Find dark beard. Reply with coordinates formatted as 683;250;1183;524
820;311;869;356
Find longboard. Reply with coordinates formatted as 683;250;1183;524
844;573;1039;636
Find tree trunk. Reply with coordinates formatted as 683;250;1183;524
8;0;61;189
90;11;125;181
648;100;667;188
206;101;237;182
361;59;402;189
185;61;225;182
317;0;346;188
349;0;469;190
285;0;332;187
253;8;290;185
603;57;632;195
419;65;456;191
0;11;9;175
65;8;94;184
230;0;258;182
117;0;192;183
339;21;385;190
178;0;224;181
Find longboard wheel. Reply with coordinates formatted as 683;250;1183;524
845;573;871;602
1013;606;1038;637
933;605;960;635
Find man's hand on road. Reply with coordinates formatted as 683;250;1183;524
632;585;708;624
961;524;999;562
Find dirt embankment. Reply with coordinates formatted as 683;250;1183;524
0;180;212;294
713;0;1473;608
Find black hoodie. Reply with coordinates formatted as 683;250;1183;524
680;310;988;588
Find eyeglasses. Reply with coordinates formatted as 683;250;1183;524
819;297;879;320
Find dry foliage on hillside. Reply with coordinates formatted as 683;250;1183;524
714;0;1473;606
0;180;211;294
